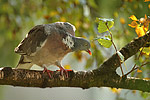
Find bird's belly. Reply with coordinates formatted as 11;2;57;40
29;47;67;67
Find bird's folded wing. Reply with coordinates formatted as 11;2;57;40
14;25;48;55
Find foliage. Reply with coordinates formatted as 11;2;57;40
95;18;114;48
97;36;112;48
128;14;150;55
128;14;150;37
96;18;114;33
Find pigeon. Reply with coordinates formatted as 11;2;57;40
15;22;91;78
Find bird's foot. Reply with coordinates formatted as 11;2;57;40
57;66;72;78
43;67;53;78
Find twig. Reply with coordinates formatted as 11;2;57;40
124;33;150;76
125;62;150;76
105;22;124;76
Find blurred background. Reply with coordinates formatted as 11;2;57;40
0;0;150;100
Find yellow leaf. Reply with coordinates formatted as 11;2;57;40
138;14;149;33
143;78;150;80
129;15;138;21
143;24;149;32
120;17;125;24
135;26;145;37
110;88;121;94
64;65;71;69
128;21;138;28
60;17;66;22
145;14;147;20
148;4;150;9
137;69;142;73
113;11;118;18
143;27;148;32
50;11;58;17
132;90;136;94
144;0;150;2
140;47;150;55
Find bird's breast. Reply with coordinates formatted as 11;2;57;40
29;34;71;66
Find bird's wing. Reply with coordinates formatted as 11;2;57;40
14;22;75;56
14;25;48;55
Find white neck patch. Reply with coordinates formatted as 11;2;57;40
62;34;74;49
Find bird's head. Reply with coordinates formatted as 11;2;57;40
55;22;91;55
71;37;92;55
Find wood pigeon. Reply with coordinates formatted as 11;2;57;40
15;22;91;78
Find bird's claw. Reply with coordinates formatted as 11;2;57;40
43;67;53;78
57;67;72;78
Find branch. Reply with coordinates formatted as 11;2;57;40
0;67;150;92
0;31;150;92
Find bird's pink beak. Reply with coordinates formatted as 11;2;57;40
87;49;92;55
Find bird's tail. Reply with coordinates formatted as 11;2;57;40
16;55;33;69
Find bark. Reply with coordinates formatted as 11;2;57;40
0;31;150;92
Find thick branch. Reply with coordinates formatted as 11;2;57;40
0;67;150;92
0;31;150;92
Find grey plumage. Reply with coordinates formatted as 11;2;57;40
15;22;91;70
72;37;91;52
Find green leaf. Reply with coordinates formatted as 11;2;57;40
140;92;149;99
97;35;112;48
140;47;150;55
96;18;114;33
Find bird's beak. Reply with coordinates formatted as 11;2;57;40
86;49;92;55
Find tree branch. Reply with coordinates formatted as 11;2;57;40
0;31;150;92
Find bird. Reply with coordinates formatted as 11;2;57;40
14;22;91;78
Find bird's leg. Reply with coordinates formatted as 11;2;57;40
42;66;53;78
55;61;72;78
